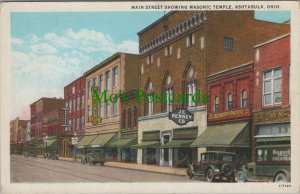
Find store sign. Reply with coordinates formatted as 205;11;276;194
272;148;291;161
169;108;194;125
71;137;78;145
253;108;290;124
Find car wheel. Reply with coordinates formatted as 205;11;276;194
186;167;193;179
237;170;247;182
274;172;288;182
206;168;214;182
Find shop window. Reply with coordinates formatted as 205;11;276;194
256;147;290;162
241;90;248;108
227;93;233;111
214;96;219;112
263;68;282;106
224;37;233;50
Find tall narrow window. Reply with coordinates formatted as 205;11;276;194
77;96;80;110
184;66;196;108
146;54;153;65
69;101;72;112
87;81;91;98
93;77;96;86
162;74;173;112
241;90;248;108
105;101;110;118
81;95;85;109
128;108;131;129
99;75;103;92
134;106;137;128
98;102;103;118
81;116;84;129
214;96;219;113
263;68;282;106
227;93;233;111
186;33;195;47
122;109;126;129
105;71;110;91
113;101;118;116
113;67;118;88
145;81;154;116
88;105;92;121
76;118;79;131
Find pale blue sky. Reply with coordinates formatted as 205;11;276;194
10;11;290;119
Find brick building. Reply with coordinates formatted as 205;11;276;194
252;34;290;167
136;11;289;167
191;63;254;166
78;52;139;162
62;76;86;158
10;117;29;154
30;97;65;154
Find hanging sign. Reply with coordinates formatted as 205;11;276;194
169;108;194;125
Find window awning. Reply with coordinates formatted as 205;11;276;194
39;139;57;148
89;133;115;148
256;144;290;148
191;121;250;148
107;138;137;148
131;141;160;149
77;135;98;148
160;139;194;148
256;136;290;143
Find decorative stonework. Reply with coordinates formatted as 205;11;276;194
139;11;207;55
208;108;251;122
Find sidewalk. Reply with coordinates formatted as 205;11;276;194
105;162;186;176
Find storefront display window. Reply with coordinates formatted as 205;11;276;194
256;123;290;137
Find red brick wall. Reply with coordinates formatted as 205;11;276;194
253;35;290;111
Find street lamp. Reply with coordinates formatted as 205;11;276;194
72;132;78;161
43;135;48;159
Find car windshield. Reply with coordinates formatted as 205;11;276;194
222;155;233;161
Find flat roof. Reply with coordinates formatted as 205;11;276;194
254;33;290;48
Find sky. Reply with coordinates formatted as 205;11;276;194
10;11;290;120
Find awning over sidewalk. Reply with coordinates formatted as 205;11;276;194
131;141;160;149
107;138;136;148
39;138;57;148
77;135;97;148
191;121;250;148
160;139;194;148
89;133;115;148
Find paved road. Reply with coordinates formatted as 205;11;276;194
11;155;199;183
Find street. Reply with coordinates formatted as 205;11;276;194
11;155;199;183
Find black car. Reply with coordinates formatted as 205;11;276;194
186;151;236;182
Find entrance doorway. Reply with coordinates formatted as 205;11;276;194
160;133;172;167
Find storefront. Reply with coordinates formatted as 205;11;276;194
88;133;117;161
108;138;137;163
191;121;250;166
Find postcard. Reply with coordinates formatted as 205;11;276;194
0;1;299;194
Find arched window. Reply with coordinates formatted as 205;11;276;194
214;96;219;112
128;108;131;129
241;90;248;108
162;74;173;112
145;80;154;116
134;106;137;128
122;109;126;129
227;93;233;111
183;65;196;108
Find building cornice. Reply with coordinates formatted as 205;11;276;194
139;11;207;55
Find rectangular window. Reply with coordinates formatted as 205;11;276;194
93;77;96;86
146;54;153;65
105;71;110;90
98;102;103;118
105;101;110;118
263;68;282;106
177;47;181;59
69;101;72;112
73;99;76;112
88;105;92;117
99;75;103;92
113;67;118;88
256;123;290;137
81;95;85;109
113;102;118;116
164;45;173;56
87;81;91;98
224;37;233;50
77;96;80;110
186;33;194;47
77;118;79;130
81;116;85;129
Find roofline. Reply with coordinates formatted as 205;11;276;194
208;61;253;77
84;52;138;76
64;75;85;90
30;97;64;106
254;33;290;48
137;11;175;35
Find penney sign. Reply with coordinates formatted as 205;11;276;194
169;108;194;126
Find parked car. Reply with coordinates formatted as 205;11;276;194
44;150;59;160
186;151;236;182
237;146;290;182
24;148;37;158
81;149;105;166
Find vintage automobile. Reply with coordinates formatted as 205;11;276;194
186;151;236;182
24;148;37;158
237;146;290;182
81;149;105;166
44;150;59;160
